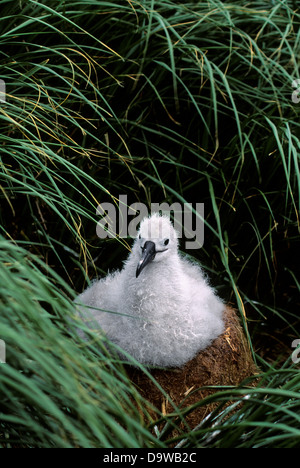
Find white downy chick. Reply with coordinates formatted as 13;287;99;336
75;213;225;368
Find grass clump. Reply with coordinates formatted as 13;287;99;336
0;237;159;447
0;0;299;447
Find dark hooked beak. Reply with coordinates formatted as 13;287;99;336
136;241;156;278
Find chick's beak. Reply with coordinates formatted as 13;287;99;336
136;241;156;278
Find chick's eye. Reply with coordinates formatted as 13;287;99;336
164;239;169;246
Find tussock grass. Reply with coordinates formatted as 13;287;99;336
0;0;299;447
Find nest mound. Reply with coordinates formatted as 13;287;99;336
126;307;258;428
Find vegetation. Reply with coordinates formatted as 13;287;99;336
0;0;299;447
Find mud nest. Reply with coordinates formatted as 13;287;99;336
126;307;258;429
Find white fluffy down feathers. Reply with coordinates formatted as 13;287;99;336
75;214;225;368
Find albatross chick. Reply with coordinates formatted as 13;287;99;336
75;213;225;367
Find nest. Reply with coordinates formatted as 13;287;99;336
126;307;258;429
